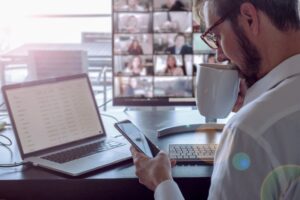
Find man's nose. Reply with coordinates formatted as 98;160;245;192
216;47;228;62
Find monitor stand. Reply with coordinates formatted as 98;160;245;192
157;117;224;138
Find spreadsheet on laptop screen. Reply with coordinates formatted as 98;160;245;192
6;78;104;154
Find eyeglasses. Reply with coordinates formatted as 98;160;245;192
200;9;235;49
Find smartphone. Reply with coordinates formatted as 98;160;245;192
114;120;159;158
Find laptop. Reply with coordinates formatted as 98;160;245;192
2;73;131;176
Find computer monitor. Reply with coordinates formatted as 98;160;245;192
112;0;215;106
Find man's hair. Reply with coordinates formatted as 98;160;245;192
174;33;186;41
205;0;300;31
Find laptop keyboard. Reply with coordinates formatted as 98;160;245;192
43;140;126;164
169;144;218;164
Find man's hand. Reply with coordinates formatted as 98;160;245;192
232;78;247;112
130;146;176;191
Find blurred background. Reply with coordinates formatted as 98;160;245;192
0;0;113;111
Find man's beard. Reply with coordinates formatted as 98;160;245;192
231;23;262;88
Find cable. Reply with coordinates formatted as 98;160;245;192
0;134;30;168
0;136;29;168
100;113;124;138
98;99;112;109
0;102;5;108
0;161;28;167
0;134;12;147
100;113;119;122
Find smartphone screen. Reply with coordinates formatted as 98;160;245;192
115;120;154;158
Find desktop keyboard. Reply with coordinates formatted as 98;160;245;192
43;140;126;164
169;144;218;165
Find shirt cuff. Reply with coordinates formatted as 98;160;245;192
154;179;185;200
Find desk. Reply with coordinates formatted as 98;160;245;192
0;109;222;200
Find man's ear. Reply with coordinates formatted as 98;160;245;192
239;2;259;35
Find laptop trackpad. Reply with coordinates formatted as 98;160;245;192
61;147;131;173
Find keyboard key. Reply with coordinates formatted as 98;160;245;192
43;140;126;164
169;144;218;165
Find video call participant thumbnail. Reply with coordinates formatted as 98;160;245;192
165;33;193;54
154;77;193;97
117;13;152;33
161;0;188;11
128;39;144;55
114;0;152;12
155;55;185;76
123;56;146;76
114;34;153;55
115;76;153;97
153;12;192;33
114;55;153;76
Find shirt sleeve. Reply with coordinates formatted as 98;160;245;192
154;179;185;200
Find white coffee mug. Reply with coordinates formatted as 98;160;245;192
196;63;240;119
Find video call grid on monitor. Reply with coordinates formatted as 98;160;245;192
112;0;215;106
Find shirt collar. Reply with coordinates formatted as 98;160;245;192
244;54;300;106
175;47;181;54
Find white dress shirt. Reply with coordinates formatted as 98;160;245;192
154;54;300;200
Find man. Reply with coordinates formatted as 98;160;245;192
131;0;300;199
162;0;187;11
165;33;193;55
207;53;216;64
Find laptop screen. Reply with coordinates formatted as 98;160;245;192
4;75;104;154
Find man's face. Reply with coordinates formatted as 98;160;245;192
175;35;185;48
203;2;262;87
231;23;261;86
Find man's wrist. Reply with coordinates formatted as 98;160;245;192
153;175;173;190
154;179;185;200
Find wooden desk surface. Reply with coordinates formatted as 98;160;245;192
0;109;223;199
